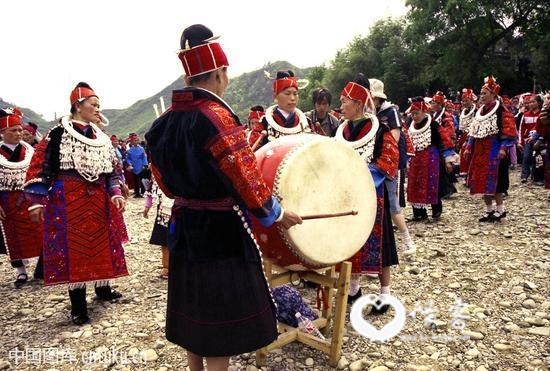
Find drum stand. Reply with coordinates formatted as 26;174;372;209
256;260;351;368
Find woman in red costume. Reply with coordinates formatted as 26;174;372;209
24;82;128;325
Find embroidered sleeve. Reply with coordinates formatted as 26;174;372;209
106;171;122;197
247;122;266;149
500;109;518;141
436;124;454;152
443;115;457;143
24;127;62;188
373;131;399;179
403;127;415;156
202;102;273;212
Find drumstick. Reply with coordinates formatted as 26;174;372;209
251;130;267;151
300;210;358;220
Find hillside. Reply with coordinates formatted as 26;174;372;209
103;61;314;137
0;97;49;131
102;78;184;138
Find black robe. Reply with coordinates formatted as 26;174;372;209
146;87;278;357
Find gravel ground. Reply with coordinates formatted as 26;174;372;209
0;171;548;371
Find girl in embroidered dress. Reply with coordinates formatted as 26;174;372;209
458;89;477;177
335;74;399;313
0;108;43;288
24;82;128;325
252;70;314;148
464;76;517;222
407;97;456;221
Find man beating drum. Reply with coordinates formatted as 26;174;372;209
145;24;302;371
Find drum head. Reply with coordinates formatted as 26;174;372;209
276;137;377;266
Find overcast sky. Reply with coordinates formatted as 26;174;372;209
1;0;407;120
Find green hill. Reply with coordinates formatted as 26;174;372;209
0;97;50;131
102;78;184;138
103;61;314;137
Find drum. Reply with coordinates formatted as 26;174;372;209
251;134;377;270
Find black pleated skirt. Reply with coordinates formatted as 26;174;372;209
149;223;168;247
165;248;278;357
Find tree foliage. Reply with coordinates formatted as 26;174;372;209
312;0;549;109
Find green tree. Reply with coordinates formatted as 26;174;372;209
405;0;549;93
323;18;421;108
297;66;327;113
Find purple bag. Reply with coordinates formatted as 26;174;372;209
271;284;318;327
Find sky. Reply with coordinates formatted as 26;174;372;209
1;0;408;120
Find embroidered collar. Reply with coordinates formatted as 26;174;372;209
265;105;309;135
433;108;446;123
0;141;33;169
476;100;500;120
408;115;433;151
61;116;110;147
335;113;379;163
460;107;475;120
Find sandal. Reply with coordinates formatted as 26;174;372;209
14;273;28;288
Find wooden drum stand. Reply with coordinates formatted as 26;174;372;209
256;260;352;368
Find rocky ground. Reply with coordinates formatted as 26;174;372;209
0;171;548;371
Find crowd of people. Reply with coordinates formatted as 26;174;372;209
1;22;549;371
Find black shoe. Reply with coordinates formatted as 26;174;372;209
492;211;507;221
95;285;123;301
71;313;90;325
521;178;528;184
347;288;362;305
412;214;429;222
14;273;28;288
432;212;442;220
478;211;495;222
369;299;390;315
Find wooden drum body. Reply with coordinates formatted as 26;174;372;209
251;134;376;270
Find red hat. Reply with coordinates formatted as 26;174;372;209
522;93;537;102
273;77;298;95
22;124;37;135
0;107;23;130
70;86;97;106
502;96;512;105
129;134;139;141
248;110;263;121
110;134;118;140
178;42;229;78
341;82;370;106
461;88;475;100
445;99;455;109
408;100;429;112
482;75;500;95
431;91;446;105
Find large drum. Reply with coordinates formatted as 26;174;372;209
251;134;377;270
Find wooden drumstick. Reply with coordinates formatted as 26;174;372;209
300;210;358;220
251;130;267;151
